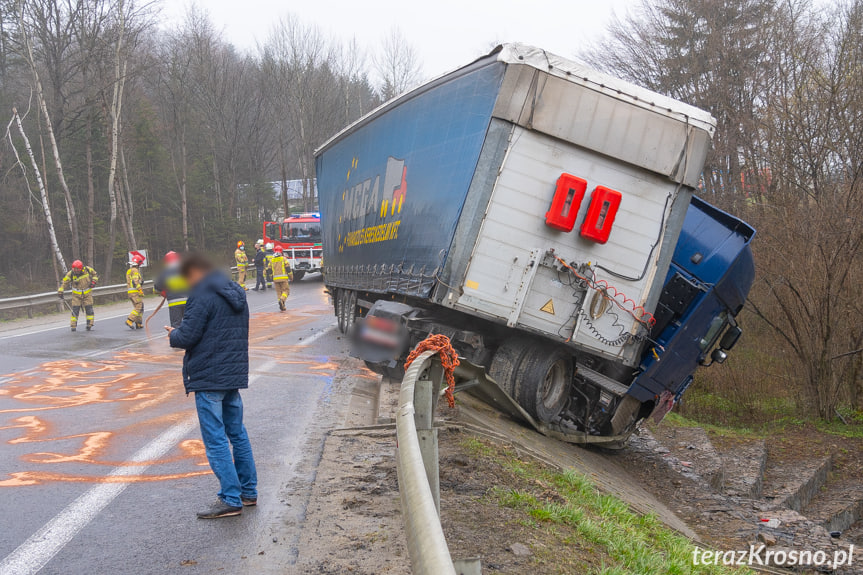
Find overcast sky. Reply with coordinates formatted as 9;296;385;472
158;0;635;80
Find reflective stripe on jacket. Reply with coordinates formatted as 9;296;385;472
126;268;143;294
59;266;99;294
268;255;292;281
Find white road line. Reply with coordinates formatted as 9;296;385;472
0;320;332;574
297;323;337;347
0;299;277;342
0;416;198;575
0;312;133;341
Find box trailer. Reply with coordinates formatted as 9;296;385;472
315;44;754;442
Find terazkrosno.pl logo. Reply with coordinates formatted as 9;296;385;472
692;545;855;568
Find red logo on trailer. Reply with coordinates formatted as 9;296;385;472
580;186;622;244
545;174;587;232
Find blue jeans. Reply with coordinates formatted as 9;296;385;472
194;390;258;508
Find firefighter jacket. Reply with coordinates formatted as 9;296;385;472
154;266;189;307
126;268;144;295
234;248;248;268
267;255;293;282
59;266;99;296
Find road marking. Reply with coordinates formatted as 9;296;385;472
0;416;198;575
0;321;333;574
0;312;133;341
0;299;278;342
298;323;337;347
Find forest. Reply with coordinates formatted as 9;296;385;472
0;0;421;289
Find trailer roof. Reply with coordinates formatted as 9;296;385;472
494;44;716;131
315;43;716;156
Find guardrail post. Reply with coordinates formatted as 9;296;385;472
415;364;441;515
453;558;483;575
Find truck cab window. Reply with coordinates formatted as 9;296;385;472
699;313;728;352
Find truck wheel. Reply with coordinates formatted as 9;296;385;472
514;344;572;423
344;291;357;334
488;337;532;397
337;290;348;333
293;270;306;282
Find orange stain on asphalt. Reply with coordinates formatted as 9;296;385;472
0;352;207;486
0;302;334;487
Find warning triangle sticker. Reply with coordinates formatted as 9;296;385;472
540;299;555;315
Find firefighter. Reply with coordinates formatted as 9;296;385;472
57;260;99;332
264;242;275;288
267;245;293;312
125;254;145;330
253;240;267;291
234;241;248;290
154;251;189;328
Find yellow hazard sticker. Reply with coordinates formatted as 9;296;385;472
465;280;479;290
540;298;555;315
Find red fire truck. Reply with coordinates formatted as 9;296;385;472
262;213;323;281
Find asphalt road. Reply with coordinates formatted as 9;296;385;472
0;276;355;575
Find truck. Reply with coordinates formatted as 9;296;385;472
262;213;323;280
315;44;755;443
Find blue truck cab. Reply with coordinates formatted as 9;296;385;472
631;197;755;407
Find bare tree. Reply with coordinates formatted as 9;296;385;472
373;26;422;101
15;0;81;259
6;104;66;272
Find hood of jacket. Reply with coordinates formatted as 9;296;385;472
196;271;246;313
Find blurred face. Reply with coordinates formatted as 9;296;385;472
183;266;208;288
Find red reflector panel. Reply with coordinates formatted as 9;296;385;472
580;186;622;244
545;174;587;232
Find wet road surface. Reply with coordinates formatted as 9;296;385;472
0;278;353;574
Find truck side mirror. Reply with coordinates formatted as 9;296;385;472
719;326;742;350
711;349;728;364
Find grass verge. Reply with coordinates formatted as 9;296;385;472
460;436;749;575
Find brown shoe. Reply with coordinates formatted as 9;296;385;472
241;496;257;507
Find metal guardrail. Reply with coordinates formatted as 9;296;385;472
396;350;457;575
0;281;154;313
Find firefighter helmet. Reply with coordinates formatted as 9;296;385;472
71;260;83;271
265;243;274;251
237;240;244;248
273;245;283;253
131;254;145;266
164;251;179;264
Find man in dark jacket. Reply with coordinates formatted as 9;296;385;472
252;241;267;291
166;253;258;519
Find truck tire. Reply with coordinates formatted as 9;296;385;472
344;291;357;334
337;290;347;333
337;290;357;334
293;270;306;282
513;344;572;423
488;337;532;397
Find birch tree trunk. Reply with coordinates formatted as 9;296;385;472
119;142;137;249
104;1;127;278
8;107;67;272
18;1;81;259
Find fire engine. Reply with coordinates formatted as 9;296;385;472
262;213;323;281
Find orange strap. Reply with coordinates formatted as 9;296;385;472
404;334;460;408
